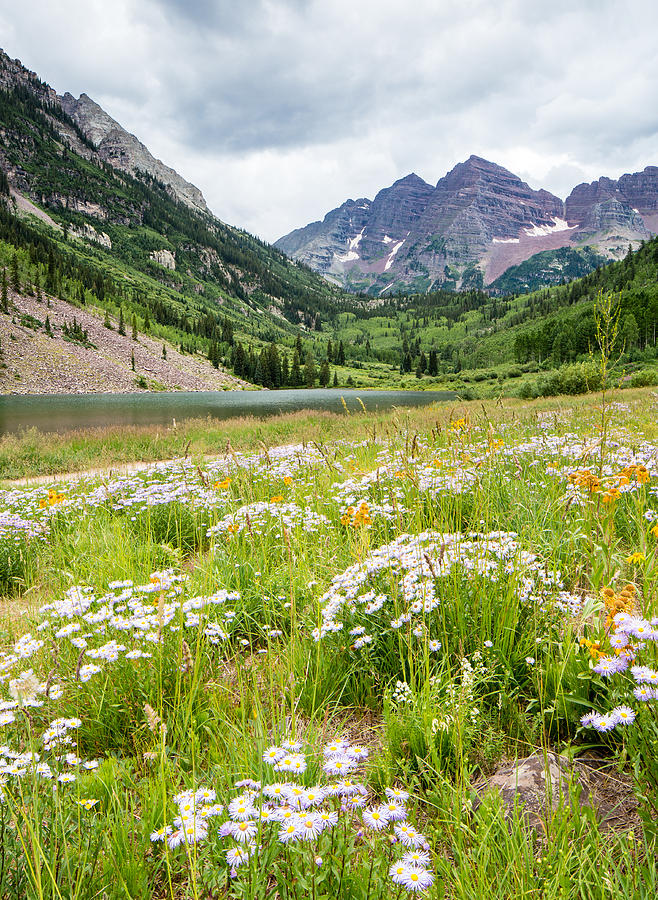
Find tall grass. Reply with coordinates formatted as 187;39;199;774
0;389;656;897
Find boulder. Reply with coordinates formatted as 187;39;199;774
473;751;590;828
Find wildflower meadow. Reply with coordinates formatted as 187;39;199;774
1;387;658;898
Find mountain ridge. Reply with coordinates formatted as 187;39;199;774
275;156;658;294
59;91;209;215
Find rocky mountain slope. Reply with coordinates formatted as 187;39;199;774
0;285;245;394
59;92;208;215
276;156;658;295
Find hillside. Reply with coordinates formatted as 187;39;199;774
309;235;658;398
0;48;359;393
0;280;246;394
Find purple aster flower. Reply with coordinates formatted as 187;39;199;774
322;754;357;776
631;665;651;683
592;713;618;732
362;807;390;830
278;820;302;844
611;705;636;725
298;813;323;841
609;633;628;650
386;787;410;801
389;862;434;892
593;657;623;677
628;620;654;640
226;846;252;868
634;685;658;701
402;850;431;867
380;801;407;822
228;797;256;821
394;823;425;847
229;820;257;843
400;867;434;892
167;829;184;849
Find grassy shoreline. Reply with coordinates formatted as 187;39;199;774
1;386;657;482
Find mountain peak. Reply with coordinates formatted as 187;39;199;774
454;154;519;179
276;156;658;294
395;172;430;186
59;91;208;214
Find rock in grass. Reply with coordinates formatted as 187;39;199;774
472;751;590;828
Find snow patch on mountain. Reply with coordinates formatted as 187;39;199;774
349;227;366;251
524;218;577;238
384;240;405;271
334;250;360;263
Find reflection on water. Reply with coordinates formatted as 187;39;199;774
0;389;456;435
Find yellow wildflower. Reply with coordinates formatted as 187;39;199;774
626;552;646;565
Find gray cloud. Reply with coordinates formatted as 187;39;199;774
1;0;657;241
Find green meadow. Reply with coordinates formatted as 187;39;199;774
0;378;657;899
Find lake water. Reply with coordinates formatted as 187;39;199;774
0;389;457;435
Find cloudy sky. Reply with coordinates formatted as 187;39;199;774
1;0;657;242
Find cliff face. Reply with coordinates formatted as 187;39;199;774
274;198;371;277
0;49;208;218
276;157;658;294
59;92;208;214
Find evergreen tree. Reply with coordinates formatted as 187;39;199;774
304;350;316;388
45;315;52;335
10;252;19;293
333;371;339;387
162;344;167;360
144;309;151;333
131;350;135;372
104;308;112;329
267;343;282;388
232;342;246;378
118;307;126;336
253;354;264;386
1;270;7;314
428;349;438;376
337;340;346;365
221;317;234;345
132;314;138;341
319;359;330;387
291;350;302;386
326;339;333;362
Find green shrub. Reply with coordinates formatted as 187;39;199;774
626;368;658;388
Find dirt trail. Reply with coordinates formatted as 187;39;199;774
2;453;228;488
